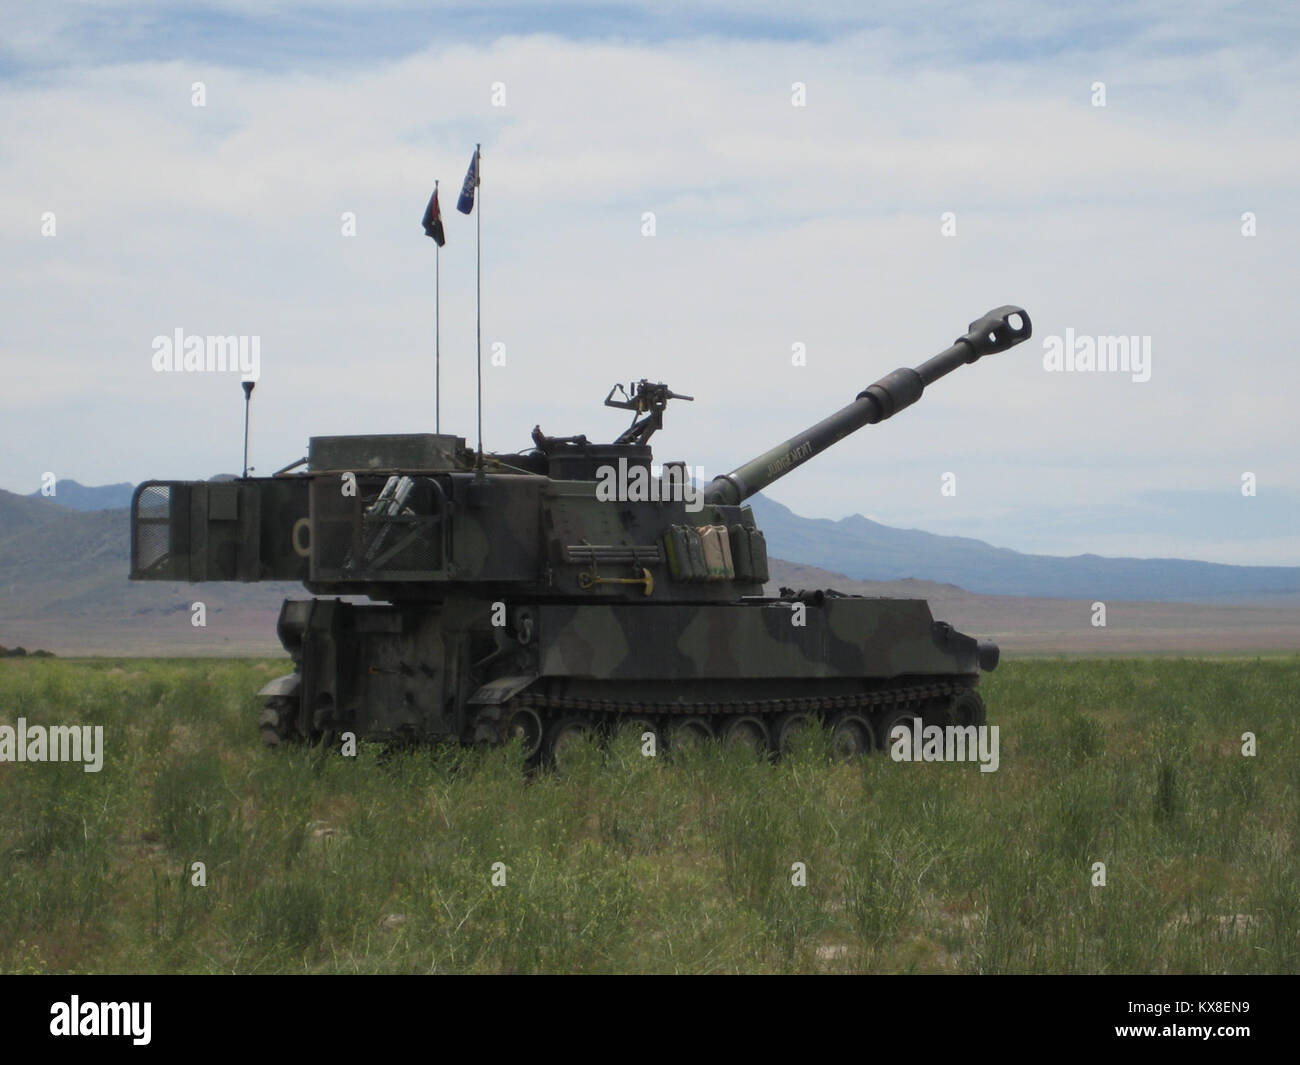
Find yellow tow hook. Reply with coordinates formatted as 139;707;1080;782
578;567;655;596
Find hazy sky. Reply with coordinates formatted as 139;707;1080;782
2;1;1297;565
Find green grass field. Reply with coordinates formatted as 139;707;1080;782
0;656;1296;973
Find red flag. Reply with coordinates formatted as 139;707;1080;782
422;187;445;246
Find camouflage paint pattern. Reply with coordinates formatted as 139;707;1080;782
129;306;1032;745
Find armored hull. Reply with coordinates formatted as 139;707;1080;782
251;592;991;758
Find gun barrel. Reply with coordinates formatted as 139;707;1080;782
703;306;1031;507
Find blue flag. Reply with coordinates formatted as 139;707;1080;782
456;148;480;214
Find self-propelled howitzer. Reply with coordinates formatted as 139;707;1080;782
129;305;1032;761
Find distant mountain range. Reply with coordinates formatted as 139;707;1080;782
2;482;1299;656
7;481;1300;604
748;496;1300;606
0;489;301;656
26;480;135;511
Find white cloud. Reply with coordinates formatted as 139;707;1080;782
1;7;1297;564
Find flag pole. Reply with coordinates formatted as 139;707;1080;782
435;179;440;435
475;143;483;472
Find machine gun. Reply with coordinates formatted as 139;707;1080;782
604;380;694;445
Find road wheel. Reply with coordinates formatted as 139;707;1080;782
875;705;922;753
502;703;544;760
611;715;659;755
948;690;987;728
775;712;819;756
665;716;713;754
829;712;875;760
721;715;770;757
544;715;594;768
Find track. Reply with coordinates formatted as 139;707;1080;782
493;676;986;764
260;674;986;762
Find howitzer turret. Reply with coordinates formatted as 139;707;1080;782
130;304;1032;762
